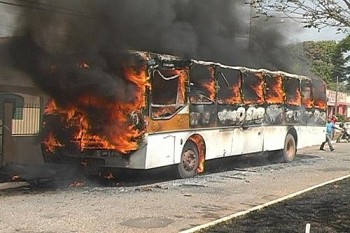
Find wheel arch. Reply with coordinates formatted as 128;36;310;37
186;133;206;174
287;127;298;148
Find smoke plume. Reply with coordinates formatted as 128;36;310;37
7;0;301;103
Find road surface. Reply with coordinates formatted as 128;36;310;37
1;142;350;233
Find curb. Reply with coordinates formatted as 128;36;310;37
180;173;350;233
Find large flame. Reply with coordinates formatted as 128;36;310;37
42;65;149;154
219;71;242;104
243;72;264;105
266;74;285;104
286;87;302;106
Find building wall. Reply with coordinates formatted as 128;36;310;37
8;136;43;165
326;90;349;118
0;38;46;166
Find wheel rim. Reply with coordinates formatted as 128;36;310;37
182;149;197;172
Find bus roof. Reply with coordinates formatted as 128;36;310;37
128;50;318;82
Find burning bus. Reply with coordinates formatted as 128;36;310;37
41;51;327;178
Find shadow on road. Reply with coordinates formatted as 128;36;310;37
0;151;322;194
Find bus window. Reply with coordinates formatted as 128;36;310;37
189;64;216;128
265;73;285;125
189;64;215;104
216;68;245;126
284;77;301;106
151;69;187;119
217;68;242;105
311;79;327;125
301;79;313;109
242;71;264;105
265;74;284;104
313;79;327;110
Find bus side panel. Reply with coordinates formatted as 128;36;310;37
198;129;236;159
296;126;325;149
185;129;244;160
145;132;191;169
263;126;289;151
241;126;264;154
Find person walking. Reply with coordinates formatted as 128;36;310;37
320;119;339;151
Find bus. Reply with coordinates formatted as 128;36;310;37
41;51;327;178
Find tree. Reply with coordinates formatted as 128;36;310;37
251;0;350;32
300;37;350;91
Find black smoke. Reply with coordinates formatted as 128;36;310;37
7;0;300;103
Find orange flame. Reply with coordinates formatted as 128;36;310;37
266;74;285;104
190;135;205;174
243;72;264;105
220;73;242;104
69;181;85;187
42;65;149;154
202;67;216;101
302;99;314;109
314;100;327;110
286;88;301;106
41;132;64;153
176;69;188;104
152;106;177;118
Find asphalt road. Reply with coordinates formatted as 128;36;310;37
1;142;350;233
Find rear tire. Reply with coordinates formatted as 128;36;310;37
177;141;199;179
281;134;296;162
267;133;296;163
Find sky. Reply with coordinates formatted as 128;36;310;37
0;1;347;42
294;27;347;42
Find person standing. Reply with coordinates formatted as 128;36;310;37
320;119;338;151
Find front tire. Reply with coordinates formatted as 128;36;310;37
177;141;199;179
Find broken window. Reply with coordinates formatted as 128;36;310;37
312;79;326;110
265;73;285;105
217;68;242;105
151;69;187;119
284;77;301;106
189;64;215;104
301;79;313;109
242;71;264;105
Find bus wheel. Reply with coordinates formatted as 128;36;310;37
267;134;296;163
177;141;199;179
282;134;296;162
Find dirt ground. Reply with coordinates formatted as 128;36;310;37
201;177;350;233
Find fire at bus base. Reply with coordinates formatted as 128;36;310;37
41;51;327;179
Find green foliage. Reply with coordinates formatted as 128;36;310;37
284;36;350;92
302;40;337;84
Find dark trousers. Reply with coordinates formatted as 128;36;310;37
320;134;334;151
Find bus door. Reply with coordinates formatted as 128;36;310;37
148;68;189;165
240;70;265;154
